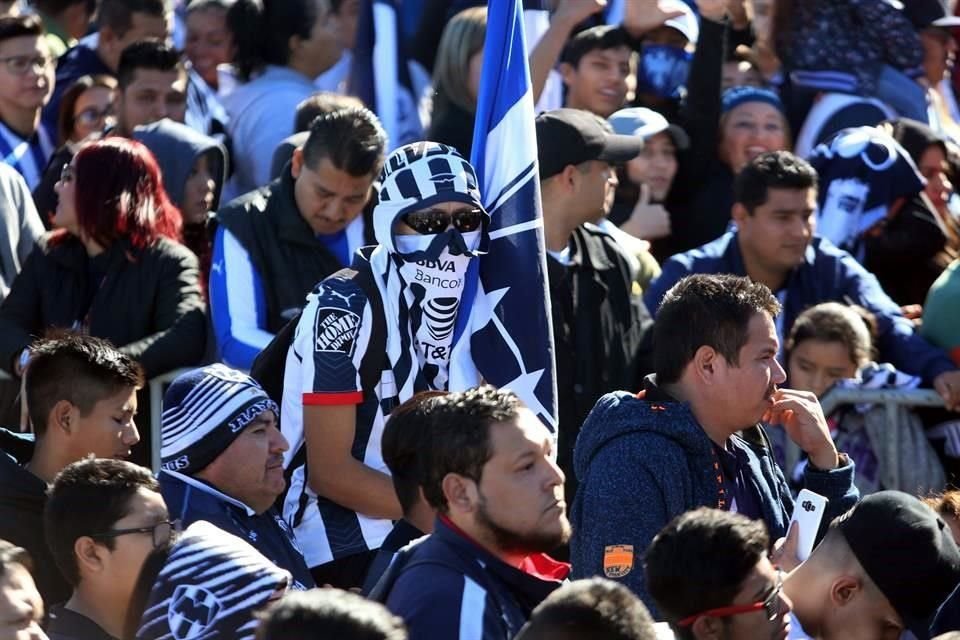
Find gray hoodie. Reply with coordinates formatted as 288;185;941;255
0;163;44;302
133;118;228;213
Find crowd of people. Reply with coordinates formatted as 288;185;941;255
1;0;960;638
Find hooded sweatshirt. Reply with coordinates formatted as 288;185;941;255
0;428;71;606
133;520;291;640
132;118;227;214
569;386;858;611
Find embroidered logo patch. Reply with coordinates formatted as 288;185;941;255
314;307;360;356
603;544;634;578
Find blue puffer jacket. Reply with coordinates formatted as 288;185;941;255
644;232;957;385
570;389;859;611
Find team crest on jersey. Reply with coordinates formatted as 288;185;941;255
167;585;222;640
314;307;360;356
603;544;634;578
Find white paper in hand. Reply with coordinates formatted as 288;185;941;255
789;489;828;562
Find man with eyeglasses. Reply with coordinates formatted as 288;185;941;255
275;141;487;590
535;108;653;503
157;364;315;591
645;507;793;640
0;14;55;191
43;457;171;640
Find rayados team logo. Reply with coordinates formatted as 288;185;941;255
167;585;223;640
603;544;634;578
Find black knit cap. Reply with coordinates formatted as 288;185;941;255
836;491;960;638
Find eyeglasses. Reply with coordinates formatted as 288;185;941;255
678;571;785;627
400;207;484;235
90;520;179;549
59;163;74;184
0;54;51;76
74;105;115;127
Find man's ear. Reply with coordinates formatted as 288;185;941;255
50;400;77;436
731;202;750;226
441;473;477;515
291;147;304;180
74;536;107;577
829;575;862;608
691;615;724;640
558;62;576;87
691;345;721;385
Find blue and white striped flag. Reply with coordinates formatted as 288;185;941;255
448;0;558;429
349;0;424;150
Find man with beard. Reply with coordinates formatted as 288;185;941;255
371;386;570;639
277;142;488;590
571;274;858;608
157;364;314;590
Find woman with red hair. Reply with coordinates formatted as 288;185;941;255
0;138;206;378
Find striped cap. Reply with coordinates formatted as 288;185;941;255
161;364;279;475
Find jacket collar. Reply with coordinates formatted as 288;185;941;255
435;515;570;586
570;223;616;271
273;167;327;249
161;469;257;517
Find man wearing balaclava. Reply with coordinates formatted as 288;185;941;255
277;141;489;590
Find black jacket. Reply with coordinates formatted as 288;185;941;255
216;169;375;334
0;234;206;377
547;224;653;500
0;429;70;607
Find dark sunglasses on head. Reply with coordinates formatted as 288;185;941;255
400;207;484;235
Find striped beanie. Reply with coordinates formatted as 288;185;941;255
160;364;279;475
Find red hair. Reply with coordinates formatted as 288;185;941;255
58;138;183;252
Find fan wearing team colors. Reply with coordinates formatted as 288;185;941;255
157;365;314;590
0;15;55;191
210;107;384;370
371;386;570;640
278;141;488;590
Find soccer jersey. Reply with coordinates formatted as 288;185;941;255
0;119;54;191
280;271;396;568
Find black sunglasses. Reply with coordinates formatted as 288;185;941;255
400;207;484;235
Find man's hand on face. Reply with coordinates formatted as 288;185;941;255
934;370;960;412
762;388;839;470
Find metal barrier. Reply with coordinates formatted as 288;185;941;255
148;368;192;472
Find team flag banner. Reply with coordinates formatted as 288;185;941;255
449;0;558;430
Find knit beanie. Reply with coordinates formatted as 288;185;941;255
160;364;279;475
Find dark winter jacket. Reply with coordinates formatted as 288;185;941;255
0;429;70;606
570;385;859;610
548;223;653;501
0;234;206;378
158;470;314;590
644;231;958;384
376;517;569;640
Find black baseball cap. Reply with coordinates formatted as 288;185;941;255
905;0;960;29
536;108;644;180
836;491;960;639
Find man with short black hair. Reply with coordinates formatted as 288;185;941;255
158;364;314;590
211;106;385;370
645;508;792;639
0;14;55;190
257;588;407;640
0;335;143;607
536;107;652;500
44;458;170;640
571;274;858;607
644;150;960;409
559;25;632;118
785;491;960;639
113;40;186;136
43;0;170;130
374;386;570;640
516;577;658;640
